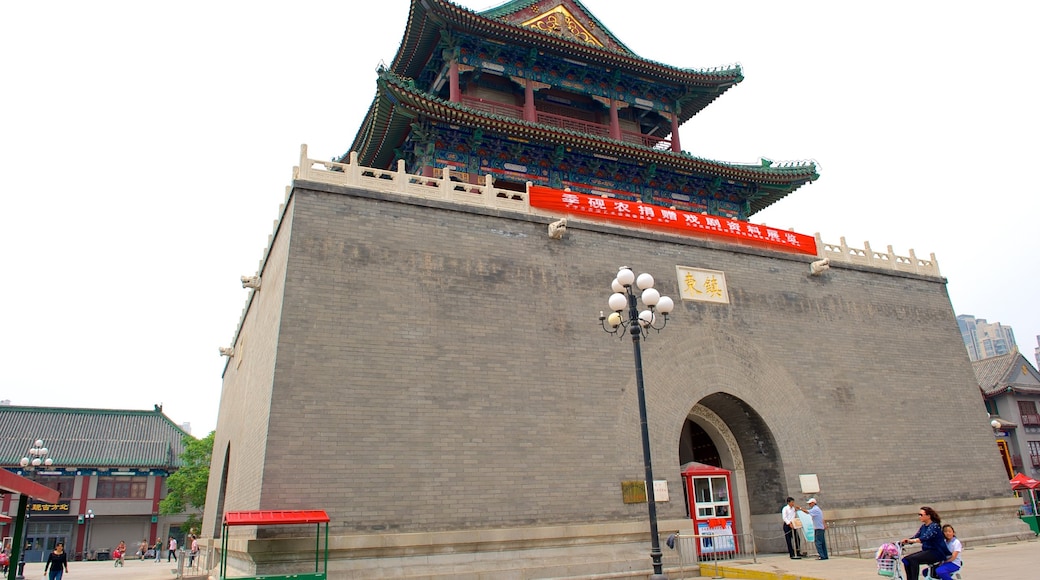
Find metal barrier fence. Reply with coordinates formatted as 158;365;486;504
826;520;864;558
776;520;864;559
658;532;758;579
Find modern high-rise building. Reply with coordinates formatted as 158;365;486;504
958;314;1018;361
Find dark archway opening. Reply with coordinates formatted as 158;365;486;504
679;419;722;467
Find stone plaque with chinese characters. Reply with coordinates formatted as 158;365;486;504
676;266;729;304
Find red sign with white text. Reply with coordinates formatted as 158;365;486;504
529;185;816;255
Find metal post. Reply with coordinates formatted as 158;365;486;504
628;288;666;580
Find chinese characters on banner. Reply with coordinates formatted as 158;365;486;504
528;185;817;256
676;266;729;304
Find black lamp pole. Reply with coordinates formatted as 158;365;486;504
600;267;673;580
12;439;52;580
629;289;666;579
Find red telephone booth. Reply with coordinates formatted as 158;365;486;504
681;462;738;557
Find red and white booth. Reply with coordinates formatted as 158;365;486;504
681;462;738;556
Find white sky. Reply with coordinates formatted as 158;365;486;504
2;1;1038;437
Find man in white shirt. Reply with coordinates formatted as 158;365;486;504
782;497;804;559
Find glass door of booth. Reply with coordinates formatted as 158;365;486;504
690;475;736;555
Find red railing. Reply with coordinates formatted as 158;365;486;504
458;96;670;148
535;110;609;137
1022;414;1040;427
460;96;523;120
1032;454;1040;468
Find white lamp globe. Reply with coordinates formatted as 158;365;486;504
641;287;660;306
32;458;41;467
636;272;654;290
616;268;635;287
991;419;1001;428
611;279;625;293
656;296;674;314
19;457;29;468
34;440;44;448
44;458;53;467
638;310;654;326
607;312;622;328
608;293;627;312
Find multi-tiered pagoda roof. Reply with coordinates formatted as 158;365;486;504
346;0;818;219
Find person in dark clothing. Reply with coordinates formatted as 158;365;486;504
900;506;951;580
43;542;69;580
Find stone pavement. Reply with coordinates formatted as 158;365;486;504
689;538;1040;579
20;539;1039;579
16;556;206;580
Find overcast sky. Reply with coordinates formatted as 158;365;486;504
2;0;1037;438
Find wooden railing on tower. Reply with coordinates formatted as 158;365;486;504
459;95;671;149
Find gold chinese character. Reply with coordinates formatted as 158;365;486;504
684;273;702;295
704;276;722;298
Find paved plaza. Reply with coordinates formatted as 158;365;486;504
14;556;205;580
690;537;1040;579
23;538;1038;579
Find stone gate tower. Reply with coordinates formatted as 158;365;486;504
203;1;1026;577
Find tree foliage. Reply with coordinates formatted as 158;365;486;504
160;430;214;532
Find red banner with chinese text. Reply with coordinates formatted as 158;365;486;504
529;185;817;256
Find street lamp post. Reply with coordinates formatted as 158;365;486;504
84;510;95;560
600;267;674;580
11;439;53;580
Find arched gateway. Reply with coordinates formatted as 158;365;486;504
204;0;1028;577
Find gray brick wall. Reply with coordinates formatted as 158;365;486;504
202;198;295;538
212;182;1010;542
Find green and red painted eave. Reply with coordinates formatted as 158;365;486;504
346;71;818;215
389;0;743;124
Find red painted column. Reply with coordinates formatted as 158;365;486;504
76;475;91;557
524;80;536;122
609;99;621;140
670;112;681;152
149;476;163;543
449;59;460;103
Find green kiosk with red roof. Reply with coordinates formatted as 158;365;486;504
220;510;329;580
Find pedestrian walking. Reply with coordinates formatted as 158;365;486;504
43;542;69;580
168;536;178;562
114;540;126;567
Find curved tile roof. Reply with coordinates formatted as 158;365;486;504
347;69;817;214
973;352;1040;397
0;405;191;469
390;0;743;124
478;0;637;55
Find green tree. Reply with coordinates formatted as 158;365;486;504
160;430;214;535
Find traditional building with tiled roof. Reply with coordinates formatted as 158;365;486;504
974;351;1040;478
0;405;195;563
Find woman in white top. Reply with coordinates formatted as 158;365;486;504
932;524;962;580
